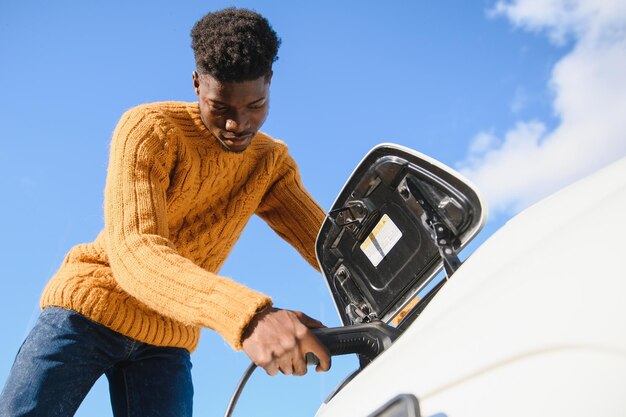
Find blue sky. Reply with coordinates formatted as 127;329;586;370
1;1;624;416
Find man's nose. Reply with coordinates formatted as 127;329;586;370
225;115;246;133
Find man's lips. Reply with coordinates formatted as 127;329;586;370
218;133;254;151
221;133;251;143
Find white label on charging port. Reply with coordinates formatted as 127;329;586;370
360;214;402;267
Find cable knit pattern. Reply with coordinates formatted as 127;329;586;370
40;101;326;352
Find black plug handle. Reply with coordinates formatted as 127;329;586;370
309;321;399;364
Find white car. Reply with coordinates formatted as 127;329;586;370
311;144;626;417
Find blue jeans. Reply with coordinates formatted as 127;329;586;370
0;307;193;417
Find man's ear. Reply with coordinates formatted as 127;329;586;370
192;71;200;94
264;71;273;85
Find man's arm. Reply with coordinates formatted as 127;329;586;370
249;146;331;375
255;148;326;270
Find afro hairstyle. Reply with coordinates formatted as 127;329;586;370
191;8;281;82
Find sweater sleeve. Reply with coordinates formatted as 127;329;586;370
104;107;271;350
255;147;327;270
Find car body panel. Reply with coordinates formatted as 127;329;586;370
316;155;626;417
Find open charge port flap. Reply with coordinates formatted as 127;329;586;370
316;144;485;329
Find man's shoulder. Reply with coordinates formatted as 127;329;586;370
117;101;201;138
123;101;197;119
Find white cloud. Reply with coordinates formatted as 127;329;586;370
459;0;626;216
489;0;626;45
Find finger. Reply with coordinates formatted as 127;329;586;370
277;355;294;376
293;361;307;376
292;352;308;376
300;332;331;373
262;359;280;377
315;353;331;373
310;335;331;372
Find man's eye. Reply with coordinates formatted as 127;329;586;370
248;100;266;110
211;106;229;113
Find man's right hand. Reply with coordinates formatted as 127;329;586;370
241;308;331;376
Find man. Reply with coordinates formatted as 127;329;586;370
0;8;330;417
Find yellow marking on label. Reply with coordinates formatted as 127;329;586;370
360;214;402;267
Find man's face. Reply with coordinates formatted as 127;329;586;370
193;71;271;152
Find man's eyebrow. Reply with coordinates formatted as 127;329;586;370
208;96;267;106
208;99;229;106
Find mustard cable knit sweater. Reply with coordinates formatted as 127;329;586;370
40;101;326;352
